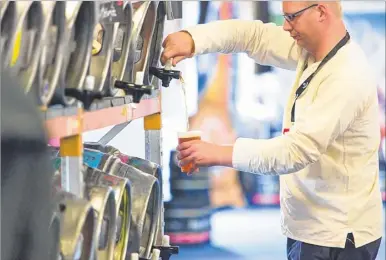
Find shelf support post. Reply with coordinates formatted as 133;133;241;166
59;107;84;198
144;108;164;246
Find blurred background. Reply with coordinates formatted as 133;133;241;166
84;1;386;259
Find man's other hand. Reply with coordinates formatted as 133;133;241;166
176;140;234;174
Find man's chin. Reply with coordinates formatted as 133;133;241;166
295;38;305;47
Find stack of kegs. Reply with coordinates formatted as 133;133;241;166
238;171;280;207
51;143;166;260
0;0;172;110
164;150;212;245
82;145;163;259
2;0;183;259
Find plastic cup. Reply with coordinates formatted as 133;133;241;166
177;131;202;173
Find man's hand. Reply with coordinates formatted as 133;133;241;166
176;139;234;174
160;31;195;66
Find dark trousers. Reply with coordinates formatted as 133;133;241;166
287;233;382;260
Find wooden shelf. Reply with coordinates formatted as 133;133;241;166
45;97;161;139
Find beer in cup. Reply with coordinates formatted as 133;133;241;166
177;131;202;173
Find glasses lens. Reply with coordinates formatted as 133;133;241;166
284;15;294;22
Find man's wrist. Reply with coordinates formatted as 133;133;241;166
180;30;195;57
217;145;234;167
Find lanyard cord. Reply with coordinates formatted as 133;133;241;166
290;31;351;123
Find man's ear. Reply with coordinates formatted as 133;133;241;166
317;4;328;22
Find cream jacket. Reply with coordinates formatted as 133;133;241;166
186;19;383;248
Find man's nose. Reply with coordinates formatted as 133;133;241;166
283;19;292;31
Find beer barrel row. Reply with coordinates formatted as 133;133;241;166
0;1;167;109
238;171;280;207
163;149;280;248
50;143;167;260
164;149;280;247
165;151;212;245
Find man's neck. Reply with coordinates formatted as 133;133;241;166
312;22;347;62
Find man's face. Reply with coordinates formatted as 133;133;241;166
282;2;321;49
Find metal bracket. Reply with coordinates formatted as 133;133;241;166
98;121;131;145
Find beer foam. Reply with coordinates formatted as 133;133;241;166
177;131;202;138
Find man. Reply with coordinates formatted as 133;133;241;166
161;1;383;260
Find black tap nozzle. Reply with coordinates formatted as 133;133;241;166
114;80;153;104
149;67;181;88
64;89;103;110
152;245;179;260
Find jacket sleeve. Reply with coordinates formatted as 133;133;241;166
231;76;371;175
185;19;301;70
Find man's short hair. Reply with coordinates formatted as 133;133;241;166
306;1;343;17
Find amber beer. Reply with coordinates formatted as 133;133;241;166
177;131;202;173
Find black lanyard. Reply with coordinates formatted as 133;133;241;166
290;31;350;123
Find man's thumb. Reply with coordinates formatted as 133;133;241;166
173;56;187;66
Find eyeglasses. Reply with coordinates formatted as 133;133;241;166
283;4;318;22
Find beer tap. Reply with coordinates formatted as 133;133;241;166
65;75;103;110
149;59;181;88
114;71;154;104
151;235;179;260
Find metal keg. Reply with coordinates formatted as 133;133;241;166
146;2;166;86
84;183;117;260
52;155;117;260
83;143;124;159
83;165;132;260
164;198;212;245
83;148;117;173
117;155;164;247
83;143;161;180
83;143;165;247
119;154;161;181
7;1;44;93
101;148;165;247
55;191;96;260
130;1;158;86
82;148;162;257
164;1;183;20
110;1;134;96
35;1;67;107
89;1;118;96
84;142;117;154
108;162;161;259
51;1;98;106
0;1;16;67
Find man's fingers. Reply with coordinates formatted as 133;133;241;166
173;56;186;66
187;162;198;176
161;47;179;65
177;146;193;160
177;141;193;152
162;36;169;48
178;157;191;167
